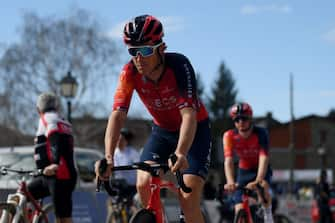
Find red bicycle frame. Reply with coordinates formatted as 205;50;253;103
240;191;255;223
0;167;51;223
97;154;191;223
17;181;49;222
146;175;179;223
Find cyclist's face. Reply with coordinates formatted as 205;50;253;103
234;116;252;132
129;43;162;75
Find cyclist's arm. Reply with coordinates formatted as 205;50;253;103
256;128;270;183
106;65;134;163
224;157;235;184
223;132;235;184
171;107;197;172
175;107;197;156
105;110;127;164
256;154;269;182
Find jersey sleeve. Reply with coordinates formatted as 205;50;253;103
167;53;201;111
113;64;135;112
223;130;234;158
257;127;269;156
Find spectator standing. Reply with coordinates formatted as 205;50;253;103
314;169;333;223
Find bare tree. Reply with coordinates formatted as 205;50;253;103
0;9;121;132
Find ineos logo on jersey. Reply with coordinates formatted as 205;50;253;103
183;63;193;98
161;86;175;94
152;96;177;108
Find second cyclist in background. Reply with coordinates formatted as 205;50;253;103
29;92;77;223
223;102;274;223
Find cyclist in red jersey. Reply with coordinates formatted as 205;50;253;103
223;102;274;223
95;15;211;223
29;92;77;223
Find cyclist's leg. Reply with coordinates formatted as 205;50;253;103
256;167;273;207
27;175;51;199
48;177;76;223
179;119;211;223
136;170;152;207
256;169;274;223
179;174;205;223
233;167;256;219
27;176;51;221
137;124;177;207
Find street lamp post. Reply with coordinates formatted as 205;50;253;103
60;71;78;123
317;146;326;170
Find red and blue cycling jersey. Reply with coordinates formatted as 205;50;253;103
223;126;269;169
113;53;208;131
36;112;77;180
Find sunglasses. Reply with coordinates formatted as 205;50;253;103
128;43;162;57
233;116;250;123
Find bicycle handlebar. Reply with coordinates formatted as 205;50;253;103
237;184;268;204
218;183;268;204
0;166;43;177
96;154;192;194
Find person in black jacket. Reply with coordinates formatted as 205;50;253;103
314;169;333;223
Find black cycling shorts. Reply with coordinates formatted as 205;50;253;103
28;176;77;218
140;119;211;180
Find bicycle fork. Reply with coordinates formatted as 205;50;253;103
0;193;27;223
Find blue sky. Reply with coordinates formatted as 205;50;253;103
1;0;334;123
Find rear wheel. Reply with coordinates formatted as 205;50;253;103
129;208;156;223
234;209;248;223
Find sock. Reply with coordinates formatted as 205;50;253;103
262;205;274;223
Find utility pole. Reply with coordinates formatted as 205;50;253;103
289;73;295;194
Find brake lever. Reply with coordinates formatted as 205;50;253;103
169;154;192;193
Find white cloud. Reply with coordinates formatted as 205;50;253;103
241;4;292;15
323;28;335;44
320;90;335;97
105;16;184;40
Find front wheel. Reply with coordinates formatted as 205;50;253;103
234;209;248;223
32;203;54;223
0;202;17;223
129;208;156;223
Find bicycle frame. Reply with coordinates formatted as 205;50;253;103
97;154;191;223
0;168;50;223
240;191;255;223
146;174;179;223
235;185;268;223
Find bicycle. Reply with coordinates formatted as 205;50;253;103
232;184;268;223
0;167;54;223
97;154;192;223
100;178;135;223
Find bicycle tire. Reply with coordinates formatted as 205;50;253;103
106;211;123;223
129;208;156;223
32;203;54;223
234;209;248;223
